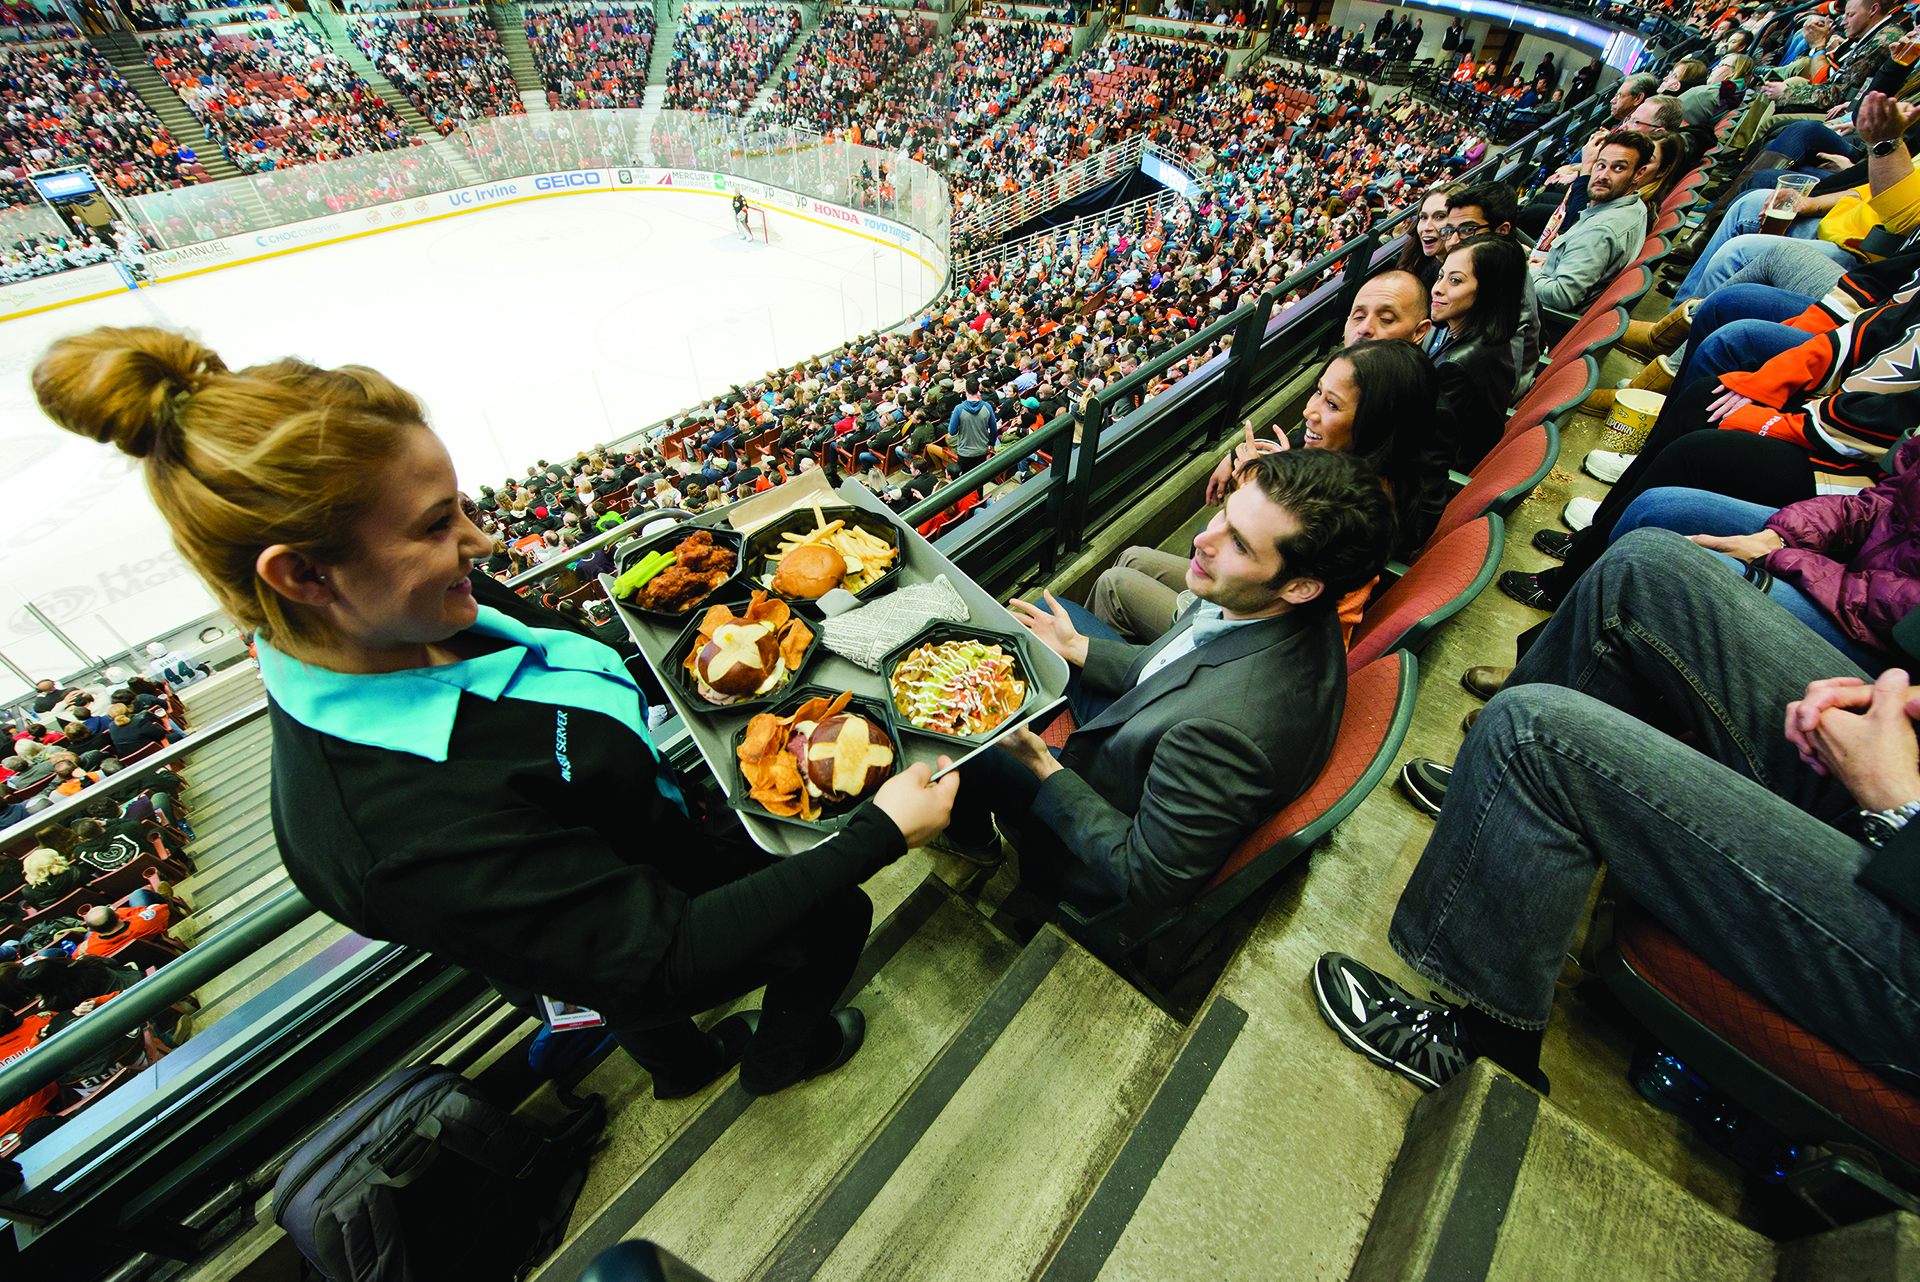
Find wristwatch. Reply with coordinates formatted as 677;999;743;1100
1872;137;1903;157
1858;798;1920;846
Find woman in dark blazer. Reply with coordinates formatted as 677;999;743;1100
1425;233;1525;472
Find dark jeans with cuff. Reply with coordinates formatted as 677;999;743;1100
1391;530;1920;1089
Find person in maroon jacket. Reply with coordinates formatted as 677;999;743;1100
1601;435;1920;671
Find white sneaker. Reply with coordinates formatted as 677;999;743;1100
1563;496;1600;531
1582;449;1634;484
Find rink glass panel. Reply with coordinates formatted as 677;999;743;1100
126;112;951;263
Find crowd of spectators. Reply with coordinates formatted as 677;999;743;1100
945;33;1225;233
0;44;189;201
523;2;655;109
0;674;202;1157
150;26;421;172
766;8;928;135
0;0;73;40
662;4;800;113
348;11;523;132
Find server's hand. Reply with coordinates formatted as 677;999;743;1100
873;758;959;848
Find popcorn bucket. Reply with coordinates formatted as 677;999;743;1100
1601;389;1663;454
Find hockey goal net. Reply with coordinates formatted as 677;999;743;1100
741;204;774;243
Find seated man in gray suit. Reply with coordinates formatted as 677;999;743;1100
943;449;1396;912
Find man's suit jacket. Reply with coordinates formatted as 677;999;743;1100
1031;604;1345;910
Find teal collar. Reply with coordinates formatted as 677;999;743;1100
257;605;650;764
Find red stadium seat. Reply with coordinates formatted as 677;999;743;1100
1425;423;1560;552
1600;897;1920;1183
1058;650;1418;995
1348;515;1503;671
1540;307;1628;385
1507;354;1597;440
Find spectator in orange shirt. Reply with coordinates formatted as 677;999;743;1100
73;892;173;960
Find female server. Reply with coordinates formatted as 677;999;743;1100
33;327;958;1100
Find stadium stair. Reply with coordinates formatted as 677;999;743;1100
306;8;484;188
522;866;1191;1282
485;1;549;112
747;18;818;114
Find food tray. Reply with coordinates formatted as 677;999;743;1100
881;620;1044;750
739;505;903;618
604;484;1072;854
609;521;745;625
665;595;824;715
723;685;903;832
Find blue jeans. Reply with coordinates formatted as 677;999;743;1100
1674;193;1854;303
1389;530;1920;1088
1704;238;1853;300
1766;119;1860;167
948;599;1121;909
1610;488;1887;670
1674;284;1816;385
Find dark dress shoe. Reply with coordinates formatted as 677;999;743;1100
740;1008;866;1097
1398;758;1451;817
1499;570;1562;611
1531;529;1574;560
653;1010;760;1100
1462;708;1481;736
1460;665;1511;701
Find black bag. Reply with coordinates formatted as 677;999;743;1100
272;1064;603;1282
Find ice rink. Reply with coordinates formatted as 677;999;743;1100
0;189;942;688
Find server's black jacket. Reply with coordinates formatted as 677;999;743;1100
266;574;902;1023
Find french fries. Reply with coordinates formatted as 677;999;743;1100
770;510;898;593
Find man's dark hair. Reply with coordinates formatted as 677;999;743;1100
965;376;980;394
1600;128;1657;169
1446;181;1519;233
1237;449;1397;613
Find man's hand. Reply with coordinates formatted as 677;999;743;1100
1764;80;1788;101
1009;590;1091;667
1687;529;1785;561
1855;90;1920;144
1785;675;1873;770
1800;667;1920;810
996;724;1063;780
872;757;960;848
1707;387;1757;422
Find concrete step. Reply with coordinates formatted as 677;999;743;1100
526;855;972;1278
603;889;1023;1280
645;9;676;86
520;88;551;114
485;1;545;94
750;927;1180;1282
750;26;815;113
1349;1060;1778;1282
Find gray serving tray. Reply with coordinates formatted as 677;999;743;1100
602;478;1072;854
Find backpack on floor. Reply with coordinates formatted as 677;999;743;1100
272;1064;604;1282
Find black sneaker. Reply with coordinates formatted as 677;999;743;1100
1498;570;1562;611
1398;757;1451;817
1530;529;1574;560
1313;953;1472;1092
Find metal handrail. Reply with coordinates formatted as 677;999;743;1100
0;888;314;1117
0;695;270;845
